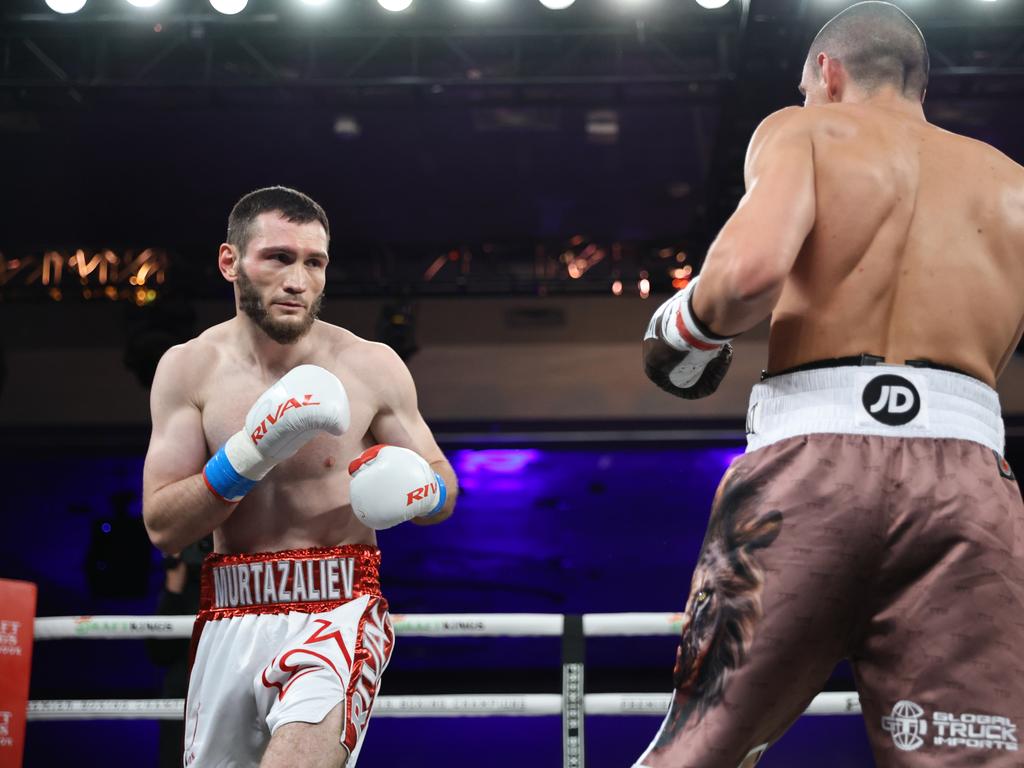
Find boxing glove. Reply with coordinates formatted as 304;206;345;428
348;445;447;530
203;364;350;502
643;275;734;399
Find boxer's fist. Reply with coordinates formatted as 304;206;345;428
204;365;350;502
348;445;447;530
643;276;734;400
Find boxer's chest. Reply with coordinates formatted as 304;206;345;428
198;361;380;474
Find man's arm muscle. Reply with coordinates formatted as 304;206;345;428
143;345;235;553
692;106;816;336
367;344;458;524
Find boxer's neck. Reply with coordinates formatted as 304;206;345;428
235;315;317;373
843;85;926;121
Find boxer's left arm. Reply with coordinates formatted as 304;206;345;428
358;343;458;526
690;106;817;336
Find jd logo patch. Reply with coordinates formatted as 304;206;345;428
862;375;921;426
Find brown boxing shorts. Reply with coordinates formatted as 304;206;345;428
636;363;1024;767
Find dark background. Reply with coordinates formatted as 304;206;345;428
2;0;1024;298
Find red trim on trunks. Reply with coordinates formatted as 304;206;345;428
197;544;382;620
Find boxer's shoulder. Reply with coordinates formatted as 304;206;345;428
154;333;219;392
743;107;818;176
348;338;409;388
310;323;410;399
152;325;234;411
747;106;813;150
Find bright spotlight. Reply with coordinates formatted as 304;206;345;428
695;0;731;8
539;0;576;8
126;0;161;7
209;0;247;12
298;0;330;5
45;0;87;12
378;0;413;9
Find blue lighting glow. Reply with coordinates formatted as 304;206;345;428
100;522;112;534
455;449;541;475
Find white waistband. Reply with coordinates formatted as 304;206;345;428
745;365;1004;454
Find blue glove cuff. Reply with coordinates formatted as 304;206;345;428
425;472;447;517
203;446;257;503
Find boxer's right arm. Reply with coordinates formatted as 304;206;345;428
143;346;231;555
145;358;351;553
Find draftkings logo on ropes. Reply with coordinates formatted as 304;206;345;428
882;700;1018;753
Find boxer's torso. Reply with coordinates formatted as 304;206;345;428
767;102;1024;386
184;320;385;553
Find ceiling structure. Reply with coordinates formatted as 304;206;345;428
2;0;1023;296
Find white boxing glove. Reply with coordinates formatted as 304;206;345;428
642;275;734;400
348;444;447;530
203;364;350;502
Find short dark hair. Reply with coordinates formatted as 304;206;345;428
227;186;330;256
806;1;929;100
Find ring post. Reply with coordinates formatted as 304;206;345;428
561;614;585;768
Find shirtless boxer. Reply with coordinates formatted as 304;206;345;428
638;3;1024;766
142;186;458;768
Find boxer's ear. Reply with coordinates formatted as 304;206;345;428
219;243;239;282
819;53;846;103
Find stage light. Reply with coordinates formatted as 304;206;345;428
298;0;330;5
45;0;87;13
209;0;247;14
539;0;576;8
378;0;413;9
695;0;731;8
586;110;619;144
125;0;160;7
333;115;361;137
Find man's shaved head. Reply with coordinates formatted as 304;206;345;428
806;1;929;101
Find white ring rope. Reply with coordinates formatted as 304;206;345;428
34;613;685;640
33;613;571;640
26;692;861;721
29;614;861;723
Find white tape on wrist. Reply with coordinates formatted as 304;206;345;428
223;430;276;481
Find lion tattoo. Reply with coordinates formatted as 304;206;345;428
653;469;783;750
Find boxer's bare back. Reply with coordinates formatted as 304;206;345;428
773;100;1024;383
695;90;1024;386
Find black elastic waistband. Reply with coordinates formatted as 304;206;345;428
761;354;977;381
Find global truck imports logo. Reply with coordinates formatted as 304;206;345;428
882;700;1018;753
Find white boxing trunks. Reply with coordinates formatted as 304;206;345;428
184;545;394;768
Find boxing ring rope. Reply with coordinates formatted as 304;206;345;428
30;613;863;766
26;692;861;720
32;611;703;639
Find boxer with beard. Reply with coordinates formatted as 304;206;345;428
143;186;458;767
